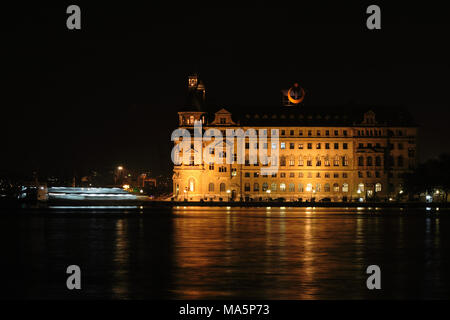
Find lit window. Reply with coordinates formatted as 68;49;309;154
342;183;349;192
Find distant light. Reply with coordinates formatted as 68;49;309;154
359;197;364;202
435;190;440;194
389;197;393;201
357;189;361;194
399;190;404;194
266;189;271;193
140;189;143;193
122;184;130;190
426;195;432;200
226;190;231;193
118;166;123;170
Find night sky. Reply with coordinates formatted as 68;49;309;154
1;2;448;178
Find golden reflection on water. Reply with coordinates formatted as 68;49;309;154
169;207;377;299
105;207;446;299
113;218;130;299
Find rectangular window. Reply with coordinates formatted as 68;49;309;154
290;130;294;136
342;173;348;178
343;143;348;149
307;143;312;149
281;130;285;136
280;172;286;178
334;130;339;136
316;143;321;149
298;144;303;149
343;130;348;136
244;172;250;177
299;130;303;136
325;130;330;136
308;130;312;136
334;143;339;149
325;143;330;149
317;130;321;136
281;142;286;149
290;143;295;149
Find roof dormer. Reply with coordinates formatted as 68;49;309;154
210;108;236;126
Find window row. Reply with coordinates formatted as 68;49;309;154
244;172;349;178
280;129;348;137
242;182;352;193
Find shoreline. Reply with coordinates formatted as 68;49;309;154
0;198;447;209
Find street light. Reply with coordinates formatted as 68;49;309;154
117;166;123;171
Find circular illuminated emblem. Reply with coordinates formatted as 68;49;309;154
287;83;305;104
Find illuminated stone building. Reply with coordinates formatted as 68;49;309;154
172;75;418;202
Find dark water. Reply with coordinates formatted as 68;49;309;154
3;206;450;299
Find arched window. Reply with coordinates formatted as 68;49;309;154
316;156;321;166
254;183;259;191
342;183;349;192
358;156;364;166
208;183;214;192
289;183;295;192
262;182;268;192
342;155;349;166
324;183;331;192
397;156;404;167
289;156;295;166
220;183;226;192
375;156;381;166
271;183;277;191
333;155;340;166
189;178;195;192
375;183;382;192
280;183;286;191
298;183;304;192
324;156;330;166
358;183;364;192
333;183;339;192
367;156;373;166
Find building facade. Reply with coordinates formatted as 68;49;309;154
172;75;418;202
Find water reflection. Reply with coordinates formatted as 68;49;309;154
5;207;450;299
